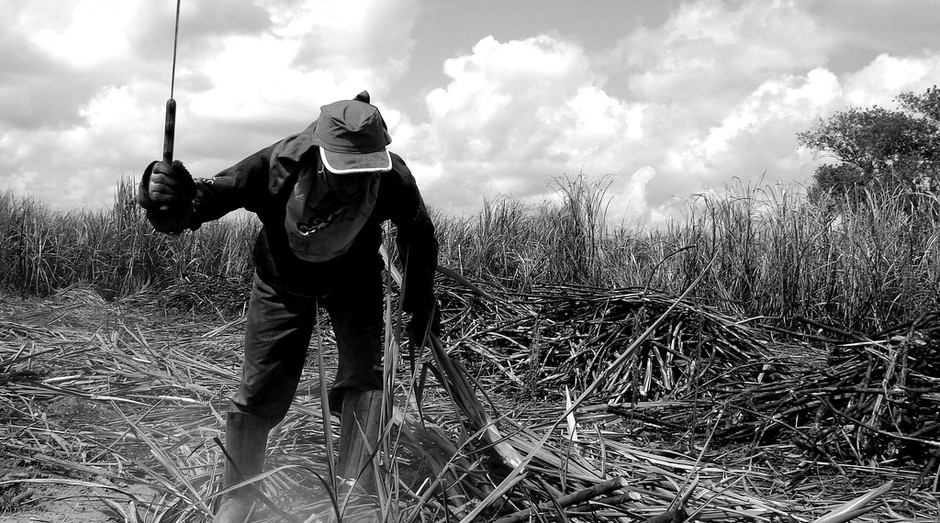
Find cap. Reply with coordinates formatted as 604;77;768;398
312;91;392;174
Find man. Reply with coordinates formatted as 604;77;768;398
138;91;440;522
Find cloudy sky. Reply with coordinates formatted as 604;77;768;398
2;0;939;223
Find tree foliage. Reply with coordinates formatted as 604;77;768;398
799;86;940;205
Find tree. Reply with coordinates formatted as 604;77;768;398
897;85;940;123
798;86;940;204
805;163;871;206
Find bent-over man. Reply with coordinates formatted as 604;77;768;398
138;91;440;522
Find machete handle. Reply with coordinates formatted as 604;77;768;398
163;98;176;164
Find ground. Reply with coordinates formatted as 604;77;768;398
0;468;156;523
1;285;938;522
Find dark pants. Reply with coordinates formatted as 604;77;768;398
231;266;384;427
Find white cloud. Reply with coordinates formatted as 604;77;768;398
20;0;137;67
578;0;940;221
270;0;419;81
0;0;423;209
842;53;940;107
188;35;325;122
556;86;645;157
690;68;840;168
612;0;830;106
393;0;940;224
607;166;658;223
401;35;644;215
649;51;940;202
2;0;940;227
176;0;423;175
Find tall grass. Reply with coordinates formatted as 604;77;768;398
2;174;938;331
0;178;258;301
436;174;613;289
662;182;940;330
433;177;940;331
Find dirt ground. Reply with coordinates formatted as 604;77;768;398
0;472;156;523
0;289;165;522
2;286;940;522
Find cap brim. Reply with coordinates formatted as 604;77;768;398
320;148;392;174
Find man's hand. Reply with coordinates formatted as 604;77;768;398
138;160;197;234
148;161;195;212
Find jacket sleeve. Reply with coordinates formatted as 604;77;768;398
190;144;277;225
193;124;320;225
388;154;439;313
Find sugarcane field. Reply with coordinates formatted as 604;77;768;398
6;2;940;521
1;173;939;523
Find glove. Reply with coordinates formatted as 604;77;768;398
408;299;441;348
138;160;197;234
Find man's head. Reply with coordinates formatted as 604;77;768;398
312;91;392;175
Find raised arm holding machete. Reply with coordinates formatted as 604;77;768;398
140;0;195;232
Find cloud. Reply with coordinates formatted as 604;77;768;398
399;35;644;215
3;0;940;227
128;0;272;64
290;0;420;80
671;68;841;182
607;0;831;108
173;0;423;175
0;0;423;208
389;0;940;224
806;0;940;62
577;0;940;221
841;53;940;107
1;83;159;208
20;1;138;67
605;166;658;224
637;51;940;211
0;2;133;130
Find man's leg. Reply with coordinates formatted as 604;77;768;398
215;272;317;523
214;412;268;523
322;259;385;494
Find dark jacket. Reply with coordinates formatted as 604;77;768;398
177;125;438;313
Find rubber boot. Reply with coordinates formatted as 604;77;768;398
213;412;269;523
336;390;384;522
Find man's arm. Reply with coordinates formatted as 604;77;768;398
193;145;276;223
138;144;277;233
387;154;439;315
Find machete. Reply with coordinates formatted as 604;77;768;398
163;0;181;164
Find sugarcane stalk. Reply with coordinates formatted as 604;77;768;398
491;477;628;523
